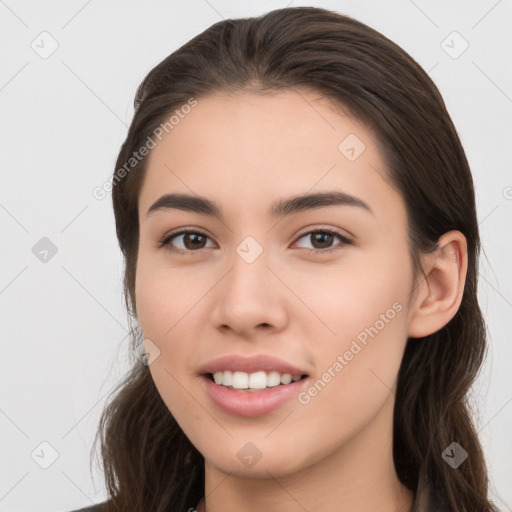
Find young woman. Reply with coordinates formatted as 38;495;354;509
72;6;497;512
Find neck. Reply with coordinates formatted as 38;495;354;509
196;394;414;512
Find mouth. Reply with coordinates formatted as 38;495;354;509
200;370;310;417
197;354;311;416
204;370;309;392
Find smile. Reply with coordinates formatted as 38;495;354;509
201;373;309;417
210;370;305;391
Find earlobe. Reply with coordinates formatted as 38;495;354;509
408;231;468;339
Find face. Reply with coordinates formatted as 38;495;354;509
135;89;417;479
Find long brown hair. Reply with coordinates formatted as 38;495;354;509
92;7;495;511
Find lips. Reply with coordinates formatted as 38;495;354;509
197;354;311;417
200;373;309;417
197;354;310;377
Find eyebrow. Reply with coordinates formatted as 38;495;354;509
146;191;373;219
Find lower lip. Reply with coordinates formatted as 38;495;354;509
200;375;309;417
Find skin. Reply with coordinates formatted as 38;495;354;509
135;89;467;512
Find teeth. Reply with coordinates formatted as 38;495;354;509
280;373;292;385
222;370;233;386
249;371;267;389
211;370;304;390
232;371;248;389
267;371;281;387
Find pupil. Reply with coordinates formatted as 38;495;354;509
313;232;332;249
185;233;205;249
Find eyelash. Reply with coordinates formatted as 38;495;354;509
158;228;352;256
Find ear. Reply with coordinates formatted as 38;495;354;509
408;230;468;339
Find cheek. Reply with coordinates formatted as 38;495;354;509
135;253;202;340
134;259;202;423
292;248;411;342
294;251;412;409
134;255;209;391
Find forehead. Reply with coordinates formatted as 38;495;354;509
138;89;403;224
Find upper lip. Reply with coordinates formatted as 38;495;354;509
198;354;309;376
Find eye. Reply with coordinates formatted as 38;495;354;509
158;230;215;255
293;228;352;254
158;227;352;256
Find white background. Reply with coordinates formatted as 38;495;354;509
1;1;511;511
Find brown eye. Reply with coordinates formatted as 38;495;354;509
160;230;214;254
295;229;351;254
310;232;335;249
181;233;208;250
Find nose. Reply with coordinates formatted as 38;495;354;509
211;249;288;339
